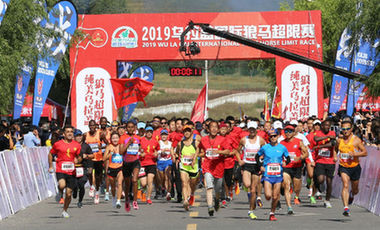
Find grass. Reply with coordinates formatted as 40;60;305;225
135;100;265;122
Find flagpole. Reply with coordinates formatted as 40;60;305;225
204;60;209;120
270;87;277;118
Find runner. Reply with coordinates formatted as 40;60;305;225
103;132;124;209
99;117;111;201
280;125;308;214
258;129;290;221
119;121;142;211
235;121;266;219
199;121;231;216
306;119;321;203
48;126;81;218
177;125;200;211
313;120;337;208
140;126;160;205
157;129;174;201
169;118;184;203
336;120;367;216
73;129;93;208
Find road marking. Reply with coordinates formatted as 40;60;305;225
192;202;200;207
195;189;202;193
187;224;197;230
194;195;201;199
292;212;321;217
189;211;199;217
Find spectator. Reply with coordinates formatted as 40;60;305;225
23;125;41;148
0;125;14;151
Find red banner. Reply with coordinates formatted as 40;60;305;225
191;84;207;123
70;11;323;131
110;78;154;108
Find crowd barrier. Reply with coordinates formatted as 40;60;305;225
0;147;57;220
332;146;380;216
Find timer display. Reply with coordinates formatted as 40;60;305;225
169;67;202;77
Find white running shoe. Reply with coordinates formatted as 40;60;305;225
94;192;100;204
324;201;332;208
112;197;117;208
89;186;95;198
61;211;70;218
105;192;110;201
116;200;121;209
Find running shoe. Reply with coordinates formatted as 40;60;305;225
183;201;190;211
120;200;126;211
248;211;257;220
235;184;240;195
290;187;293;194
324;201;332;208
221;200;227;208
269;213;277;221
61;211;70;218
315;191;322;200
112;197;117;208
189;195;195;206
89;186;95;198
257;198;263;207
166;192;171;201
136;190;142;200
343;207;350;217
94;193;100;204
104;192;110;201
141;193;147;202
59;198;64;204
214;198;220;212
77;202;83;208
55;193;61;203
132;201;139;210
147;199;152;205
208;207;214;216
348;193;354;205
287;206;294;215
294;197;301;205
310;196;316;204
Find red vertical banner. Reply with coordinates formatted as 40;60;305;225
191;84;207;123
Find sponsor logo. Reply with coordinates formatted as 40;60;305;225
17;75;23;92
16;93;22;100
37;78;44;95
111;26;138;48
78;27;108;49
335;81;341;94
36;96;43;102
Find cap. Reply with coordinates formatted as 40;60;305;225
195;122;203;130
183;125;192;131
290;120;298;126
273;120;283;129
284;125;295;130
145;126;153;131
247;121;258;129
74;129;83;136
137;122;146;129
313;120;321;125
239;122;246;128
111;120;119;126
129;119;137;125
160;129;169;135
219;122;228;129
268;128;279;136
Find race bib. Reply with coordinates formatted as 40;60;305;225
138;167;146;177
340;152;352;162
111;153;123;164
267;163;281;176
127;144;139;155
76;167;84;178
289;152;296;162
181;156;193;166
245;150;257;162
319;148;331;158
89;143;99;153
62;162;75;172
206;148;219;159
101;143;106;153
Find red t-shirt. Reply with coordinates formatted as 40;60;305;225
306;132;317;160
140;137;160;166
281;138;303;168
169;131;184;148
119;134;141;162
315;130;336;165
51;140;81;175
257;130;269;143
200;135;229;178
153;128;162;142
223;135;235;169
239;130;250;139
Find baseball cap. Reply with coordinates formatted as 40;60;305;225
145;126;153;131
111;120;119;126
74;129;83;136
183;125;192;131
290;120;298;126
247;121;258;129
268;128;279;136
219;122;228;129
313;120;321;125
195;122;203;130
273;120;283;129
284;125;295;130
160;129;169;135
239;122;246;128
137;122;146;129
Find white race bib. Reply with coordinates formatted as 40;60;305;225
206;148;219;159
267;163;281;176
340;152;352;162
89;143;99;153
319;148;331;158
61;162;75;172
289;152;296;162
76;167;84;178
181;156;193;166
127;144;139;155
138;167;146;177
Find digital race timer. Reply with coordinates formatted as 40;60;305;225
169;67;202;77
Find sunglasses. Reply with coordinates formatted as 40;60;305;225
284;129;294;134
111;125;118;127
341;127;351;131
270;135;278;138
161;122;167;124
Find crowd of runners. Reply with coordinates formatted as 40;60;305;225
48;114;371;220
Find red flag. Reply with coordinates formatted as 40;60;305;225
264;93;270;121
110;78;154;109
191;84;207;123
271;87;282;119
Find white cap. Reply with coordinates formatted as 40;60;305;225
247;121;258;129
313;119;321;125
290;120;298;126
273;120;283;129
239;122;246;128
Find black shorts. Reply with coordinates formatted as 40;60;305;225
108;167;123;178
180;169;199;178
233;161;242;181
283;167;302;179
56;173;76;190
143;165;157;175
123;160;141;177
338;164;361;181
242;163;261;176
314;163;335;178
224;168;233;187
93;161;103;176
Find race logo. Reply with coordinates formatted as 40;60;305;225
335;81;342;94
37;78;44;95
111;26;138;48
17;75;23;92
16;93;22;100
78;27;108;49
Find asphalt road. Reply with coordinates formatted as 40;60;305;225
1;186;380;230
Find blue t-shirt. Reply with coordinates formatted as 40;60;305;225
258;143;289;177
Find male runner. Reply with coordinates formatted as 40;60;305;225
258;129;290;221
48;126;81;218
219;122;234;207
169;118;184;203
336;120;367;216
157;129;174;201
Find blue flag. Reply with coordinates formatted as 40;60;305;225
32;1;77;125
0;0;10;26
13;65;33;119
346;39;380;115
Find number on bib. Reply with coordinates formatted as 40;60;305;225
62;162;75;172
267;163;281;176
319;148;331;158
76;167;84;178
